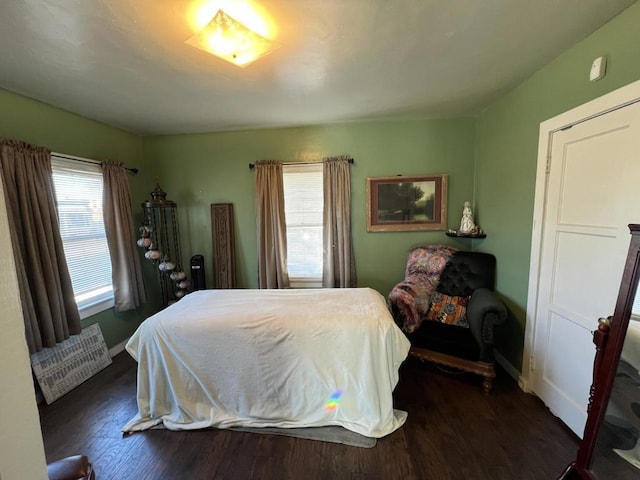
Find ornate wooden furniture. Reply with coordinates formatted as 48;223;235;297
559;224;640;479
211;203;236;288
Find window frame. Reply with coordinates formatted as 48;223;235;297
51;154;114;319
282;163;324;288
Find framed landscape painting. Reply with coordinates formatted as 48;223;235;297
366;174;447;232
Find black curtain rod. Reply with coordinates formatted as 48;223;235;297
249;158;354;170
52;153;139;175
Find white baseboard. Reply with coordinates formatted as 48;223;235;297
494;350;527;391
108;338;129;358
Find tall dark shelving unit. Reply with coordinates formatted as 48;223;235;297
137;184;189;307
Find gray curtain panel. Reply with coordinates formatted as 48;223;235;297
254;160;290;289
0;140;81;354
323;156;356;288
102;161;147;311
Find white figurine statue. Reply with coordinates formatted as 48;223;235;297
459;201;477;234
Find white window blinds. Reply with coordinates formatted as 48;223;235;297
283;163;323;284
51;156;114;315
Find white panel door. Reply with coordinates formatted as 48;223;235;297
532;101;640;437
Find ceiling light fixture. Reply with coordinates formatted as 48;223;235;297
185;9;278;67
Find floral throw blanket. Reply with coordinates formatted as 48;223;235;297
388;245;457;334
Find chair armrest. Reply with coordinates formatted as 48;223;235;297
389;273;440;333
467;288;507;350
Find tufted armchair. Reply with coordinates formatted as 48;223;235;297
389;246;507;392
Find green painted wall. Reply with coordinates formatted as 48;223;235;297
3;0;638;362
0;88;158;348
142;118;476;297
474;2;640;371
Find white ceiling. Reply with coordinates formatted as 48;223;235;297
0;0;635;136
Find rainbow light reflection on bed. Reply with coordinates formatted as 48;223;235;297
325;389;344;411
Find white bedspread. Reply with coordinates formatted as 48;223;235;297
122;288;410;438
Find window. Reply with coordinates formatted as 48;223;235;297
283;163;323;287
51;155;114;318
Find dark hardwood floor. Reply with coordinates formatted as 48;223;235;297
39;353;579;479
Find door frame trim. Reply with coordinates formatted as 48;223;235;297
523;79;640;392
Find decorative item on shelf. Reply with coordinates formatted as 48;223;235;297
170;270;187;281
144;249;162;260
158;256;176;272
459;201;476;233
446;201;487;238
135;183;188;307
136;236;151;248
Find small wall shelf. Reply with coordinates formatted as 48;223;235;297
445;231;487;239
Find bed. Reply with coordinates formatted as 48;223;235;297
122;287;411;438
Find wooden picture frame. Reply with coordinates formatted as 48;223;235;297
366;175;447;232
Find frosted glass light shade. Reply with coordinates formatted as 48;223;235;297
185;9;278;67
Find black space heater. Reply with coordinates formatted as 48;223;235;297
190;254;206;291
